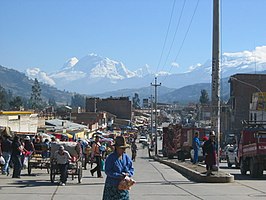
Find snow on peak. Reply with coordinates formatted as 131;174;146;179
62;57;79;69
134;64;152;77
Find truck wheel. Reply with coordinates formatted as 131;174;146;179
240;159;247;175
250;158;259;178
226;156;232;168
257;168;263;177
235;158;240;168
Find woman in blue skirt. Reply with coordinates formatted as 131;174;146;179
102;136;134;200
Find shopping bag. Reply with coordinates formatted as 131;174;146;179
0;156;5;165
101;159;105;171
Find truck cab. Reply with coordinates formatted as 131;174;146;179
238;124;266;177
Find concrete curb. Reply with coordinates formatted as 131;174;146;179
153;156;234;183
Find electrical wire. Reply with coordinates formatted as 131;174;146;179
173;0;200;62
160;0;186;74
155;0;176;74
161;0;200;83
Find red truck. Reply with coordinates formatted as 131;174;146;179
162;124;209;160
238;124;266;177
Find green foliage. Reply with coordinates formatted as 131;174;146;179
30;78;45;110
132;93;141;109
0;85;8;110
71;94;85;109
199;89;210;104
48;97;57;107
9;96;23;110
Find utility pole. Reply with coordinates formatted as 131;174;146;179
151;77;161;156
211;0;220;168
149;95;154;158
150;95;153;136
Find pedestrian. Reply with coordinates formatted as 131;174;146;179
42;139;50;158
203;131;217;176
54;145;72;186
102;136;134;200
192;132;200;164
131;141;137;162
24;136;35;154
1;135;12;175
90;135;103;178
11;135;24;178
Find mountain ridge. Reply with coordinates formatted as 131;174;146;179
26;46;266;95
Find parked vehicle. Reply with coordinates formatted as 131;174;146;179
238;122;266;177
226;145;239;168
162;124;210;160
139;136;148;143
190;145;204;162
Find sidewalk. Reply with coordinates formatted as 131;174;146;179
151;151;234;183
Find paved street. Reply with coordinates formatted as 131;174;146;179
0;145;266;200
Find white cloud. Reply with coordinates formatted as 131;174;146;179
171;62;180;68
223;45;266;63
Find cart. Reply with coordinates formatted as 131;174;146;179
27;152;50;175
50;141;83;184
27;143;51;175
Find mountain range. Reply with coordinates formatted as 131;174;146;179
1;46;266;104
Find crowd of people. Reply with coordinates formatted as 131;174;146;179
0;130;140;200
0;134;52;178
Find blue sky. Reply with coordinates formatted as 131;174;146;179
1;0;266;74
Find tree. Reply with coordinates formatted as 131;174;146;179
9;96;23;110
199;89;210;104
0;85;7;110
30;78;42;110
48;97;57;107
132;93;141;109
71;94;85;109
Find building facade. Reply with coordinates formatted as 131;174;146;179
86;97;132;121
229;73;266;132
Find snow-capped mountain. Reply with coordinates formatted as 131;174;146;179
25;46;266;95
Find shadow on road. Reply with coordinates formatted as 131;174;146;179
7;180;54;188
231;173;266;181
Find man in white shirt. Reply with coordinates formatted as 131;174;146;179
54;145;72;186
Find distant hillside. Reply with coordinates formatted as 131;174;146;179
0;64;264;105
94;86;176;100
160;77;230;104
0;65;72;104
94;78;231;104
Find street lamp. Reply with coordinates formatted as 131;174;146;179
230;76;265;123
65;106;72;121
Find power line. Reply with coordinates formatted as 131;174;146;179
173;0;200;62
156;0;177;74
160;0;186;73
161;0;200;83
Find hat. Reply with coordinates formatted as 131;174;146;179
210;131;215;137
59;145;64;150
114;136;130;148
25;136;30;140
203;136;208;141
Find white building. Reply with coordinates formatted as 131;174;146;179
0;111;39;134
